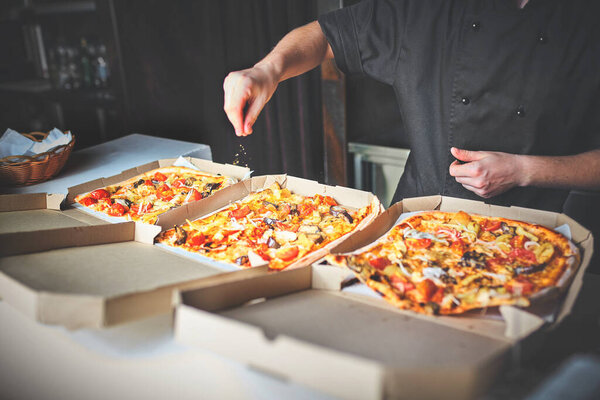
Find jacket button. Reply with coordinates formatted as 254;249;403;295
471;21;481;31
538;33;547;44
461;97;470;105
516;106;526;117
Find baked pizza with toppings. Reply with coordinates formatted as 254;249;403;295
74;166;237;224
327;210;579;315
156;182;379;270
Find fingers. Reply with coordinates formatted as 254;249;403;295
458;182;493;198
451;147;485;163
223;72;251;136
243;95;267;135
449;159;485;179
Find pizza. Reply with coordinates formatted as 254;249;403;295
74;166;237;224
327;210;579;315
156;182;379;270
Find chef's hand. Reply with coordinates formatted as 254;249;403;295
223;62;279;136
449;147;525;198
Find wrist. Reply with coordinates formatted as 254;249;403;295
254;56;284;84
516;154;535;187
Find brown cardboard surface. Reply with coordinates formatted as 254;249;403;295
0;223;136;257
175;265;510;400
0;241;220;296
0;209;88;234
0;193;62;212
0;220;267;329
0;193;107;234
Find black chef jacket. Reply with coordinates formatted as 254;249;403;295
318;0;600;211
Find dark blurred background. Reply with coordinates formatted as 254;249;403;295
0;0;597;271
0;0;403;179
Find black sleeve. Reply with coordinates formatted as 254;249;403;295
318;0;406;85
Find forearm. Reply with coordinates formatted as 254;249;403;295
519;148;600;191
254;21;333;83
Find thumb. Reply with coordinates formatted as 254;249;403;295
242;96;267;135
451;147;485;162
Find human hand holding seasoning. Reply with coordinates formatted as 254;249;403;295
223;21;332;137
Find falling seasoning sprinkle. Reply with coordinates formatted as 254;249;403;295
232;143;251;167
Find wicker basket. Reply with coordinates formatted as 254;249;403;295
0;131;75;186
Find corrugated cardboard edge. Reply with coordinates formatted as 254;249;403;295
0;222;137;257
0;193;65;212
65;157;250;205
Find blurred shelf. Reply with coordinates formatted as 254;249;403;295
0;79;116;107
29;1;96;16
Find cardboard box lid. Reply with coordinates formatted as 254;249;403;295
175;265;509;400
0;193;106;234
0;222;267;329
328;195;593;337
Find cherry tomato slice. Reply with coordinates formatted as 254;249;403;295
188;233;206;247
407;238;432;250
144;180;154;186
153;172;167;182
185;189;203;203
80;197;97;206
172;178;186;188
389;275;415;293
298;203;315;217
369;257;390;270
108;203;126;216
508;248;537;264
90;189;110;199
276;246;299;261
450;239;465;255
482;219;502;232
510;235;526;249
229;205;251;219
276;222;299;232
279;204;291;217
323;195;338;206
417;279;438;302
157;184;174;201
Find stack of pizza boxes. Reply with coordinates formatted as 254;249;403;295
0;156;593;400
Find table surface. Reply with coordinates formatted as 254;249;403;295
1;134;599;400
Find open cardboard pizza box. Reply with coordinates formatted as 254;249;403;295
0;221;268;329
154;174;382;270
0;193;106;234
173;196;593;400
65;157;251;228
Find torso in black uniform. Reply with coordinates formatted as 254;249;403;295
318;0;600;211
